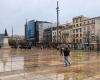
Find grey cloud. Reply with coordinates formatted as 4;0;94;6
0;0;100;35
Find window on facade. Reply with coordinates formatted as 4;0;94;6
80;39;82;43
80;23;82;26
73;30;75;33
73;39;75;43
76;29;78;32
76;34;78;37
76;39;78;43
76;24;78;27
73;34;75;38
80;34;82;37
76;19;78;23
80;28;82;32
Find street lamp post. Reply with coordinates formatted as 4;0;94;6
87;30;91;50
96;35;100;52
56;1;59;45
12;26;13;40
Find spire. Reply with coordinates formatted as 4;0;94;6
4;28;8;36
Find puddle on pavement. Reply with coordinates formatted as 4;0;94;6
0;56;24;72
0;49;100;80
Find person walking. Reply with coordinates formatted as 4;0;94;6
62;47;71;66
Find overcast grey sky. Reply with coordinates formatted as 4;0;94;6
0;0;100;35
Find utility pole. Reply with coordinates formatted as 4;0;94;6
56;1;59;45
12;26;13;39
25;19;27;40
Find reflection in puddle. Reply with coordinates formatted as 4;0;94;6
0;56;24;72
24;73;76;80
0;49;100;80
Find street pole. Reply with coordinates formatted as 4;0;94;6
96;35;99;52
12;26;13;39
56;1;59;45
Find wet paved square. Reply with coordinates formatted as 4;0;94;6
0;48;100;80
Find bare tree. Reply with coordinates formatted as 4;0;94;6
83;29;91;50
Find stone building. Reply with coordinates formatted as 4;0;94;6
72;15;100;50
55;15;100;50
82;17;100;50
72;15;88;49
0;34;5;47
61;23;73;48
52;25;65;44
43;27;52;47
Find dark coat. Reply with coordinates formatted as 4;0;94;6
63;48;70;56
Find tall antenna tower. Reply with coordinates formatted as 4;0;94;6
56;1;59;45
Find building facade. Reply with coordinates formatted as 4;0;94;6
25;20;54;45
25;20;36;45
82;17;100;50
43;28;52;47
0;34;5;46
25;16;100;49
72;15;88;49
52;25;65;44
70;15;100;50
51;15;100;50
36;21;54;43
61;24;73;48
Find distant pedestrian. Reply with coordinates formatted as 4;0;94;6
61;47;71;66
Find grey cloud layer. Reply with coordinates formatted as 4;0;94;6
0;0;100;35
